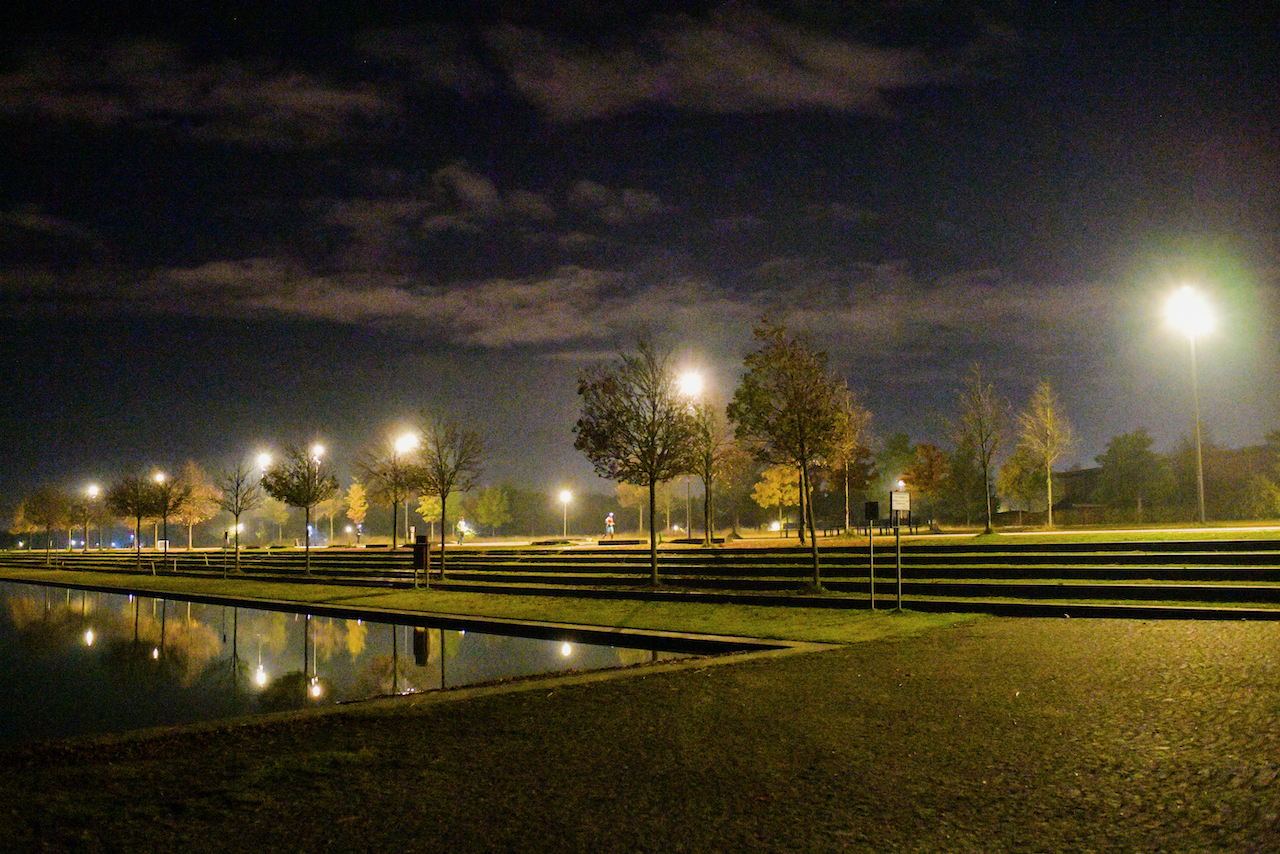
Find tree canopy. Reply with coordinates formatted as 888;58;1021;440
727;320;843;587
574;339;698;584
1016;381;1073;527
416;413;483;582
953;364;1009;534
261;443;339;573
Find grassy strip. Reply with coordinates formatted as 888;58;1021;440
0;567;973;644
911;526;1280;546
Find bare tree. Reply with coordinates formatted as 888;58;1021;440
953;364;1010;534
107;476;162;572
152;473;192;565
828;383;875;532
415;414;483;584
23;486;70;566
574;340;698;585
1016;381;1073;527
314;492;346;544
173;460;220;549
214;462;265;575
690;401;734;546
727;320;844;588
357;437;419;549
261;443;339;574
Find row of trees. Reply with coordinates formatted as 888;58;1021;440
570;319;1163;588
10;414;483;583
575;321;877;587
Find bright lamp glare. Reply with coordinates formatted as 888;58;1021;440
559;489;572;504
394;433;419;455
678;370;704;398
1166;285;1213;340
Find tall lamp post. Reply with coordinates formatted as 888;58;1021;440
678;369;705;542
84;483;100;553
1166;285;1213;524
559;489;572;538
153;472;170;562
393;432;418;549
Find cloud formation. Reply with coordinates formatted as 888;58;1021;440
486;6;938;121
0;38;399;148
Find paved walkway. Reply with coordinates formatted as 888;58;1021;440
3;617;1278;852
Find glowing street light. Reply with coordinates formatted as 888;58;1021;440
152;471;170;557
1166;284;1214;524
84;483;101;552
393;432;419;547
559;489;572;538
256;451;272;472
678;369;705;540
678;369;705;398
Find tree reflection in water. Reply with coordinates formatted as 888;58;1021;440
0;581;695;744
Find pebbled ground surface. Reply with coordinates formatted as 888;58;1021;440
2;617;1278;853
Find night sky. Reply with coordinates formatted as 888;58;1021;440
2;2;1277;512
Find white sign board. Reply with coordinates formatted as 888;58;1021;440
890;491;911;512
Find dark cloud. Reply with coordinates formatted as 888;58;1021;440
0;1;1275;503
484;5;953;121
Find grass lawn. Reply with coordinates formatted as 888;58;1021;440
0;567;973;644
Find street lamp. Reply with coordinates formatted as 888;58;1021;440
85;483;100;552
1166;285;1213;524
678;369;705;398
257;451;272;473
678;368;706;542
152;471;170;558
559;489;572;538
393;432;418;547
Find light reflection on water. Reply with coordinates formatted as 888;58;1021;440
0;581;684;745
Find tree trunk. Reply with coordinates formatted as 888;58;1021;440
438;493;448;580
844;461;850;533
1045;462;1054;528
797;470;806;543
304;506;312;574
803;462;821;588
648;479;659;585
392;500;399;550
233;516;242;574
982;462;994;534
703;476;713;546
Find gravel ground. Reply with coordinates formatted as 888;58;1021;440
3;617;1278;853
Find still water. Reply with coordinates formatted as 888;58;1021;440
0;581;689;745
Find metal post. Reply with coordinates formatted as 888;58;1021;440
1190;336;1206;524
685;477;691;537
868;524;875;610
896;521;903;611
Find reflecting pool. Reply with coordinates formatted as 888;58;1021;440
0;581;690;745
